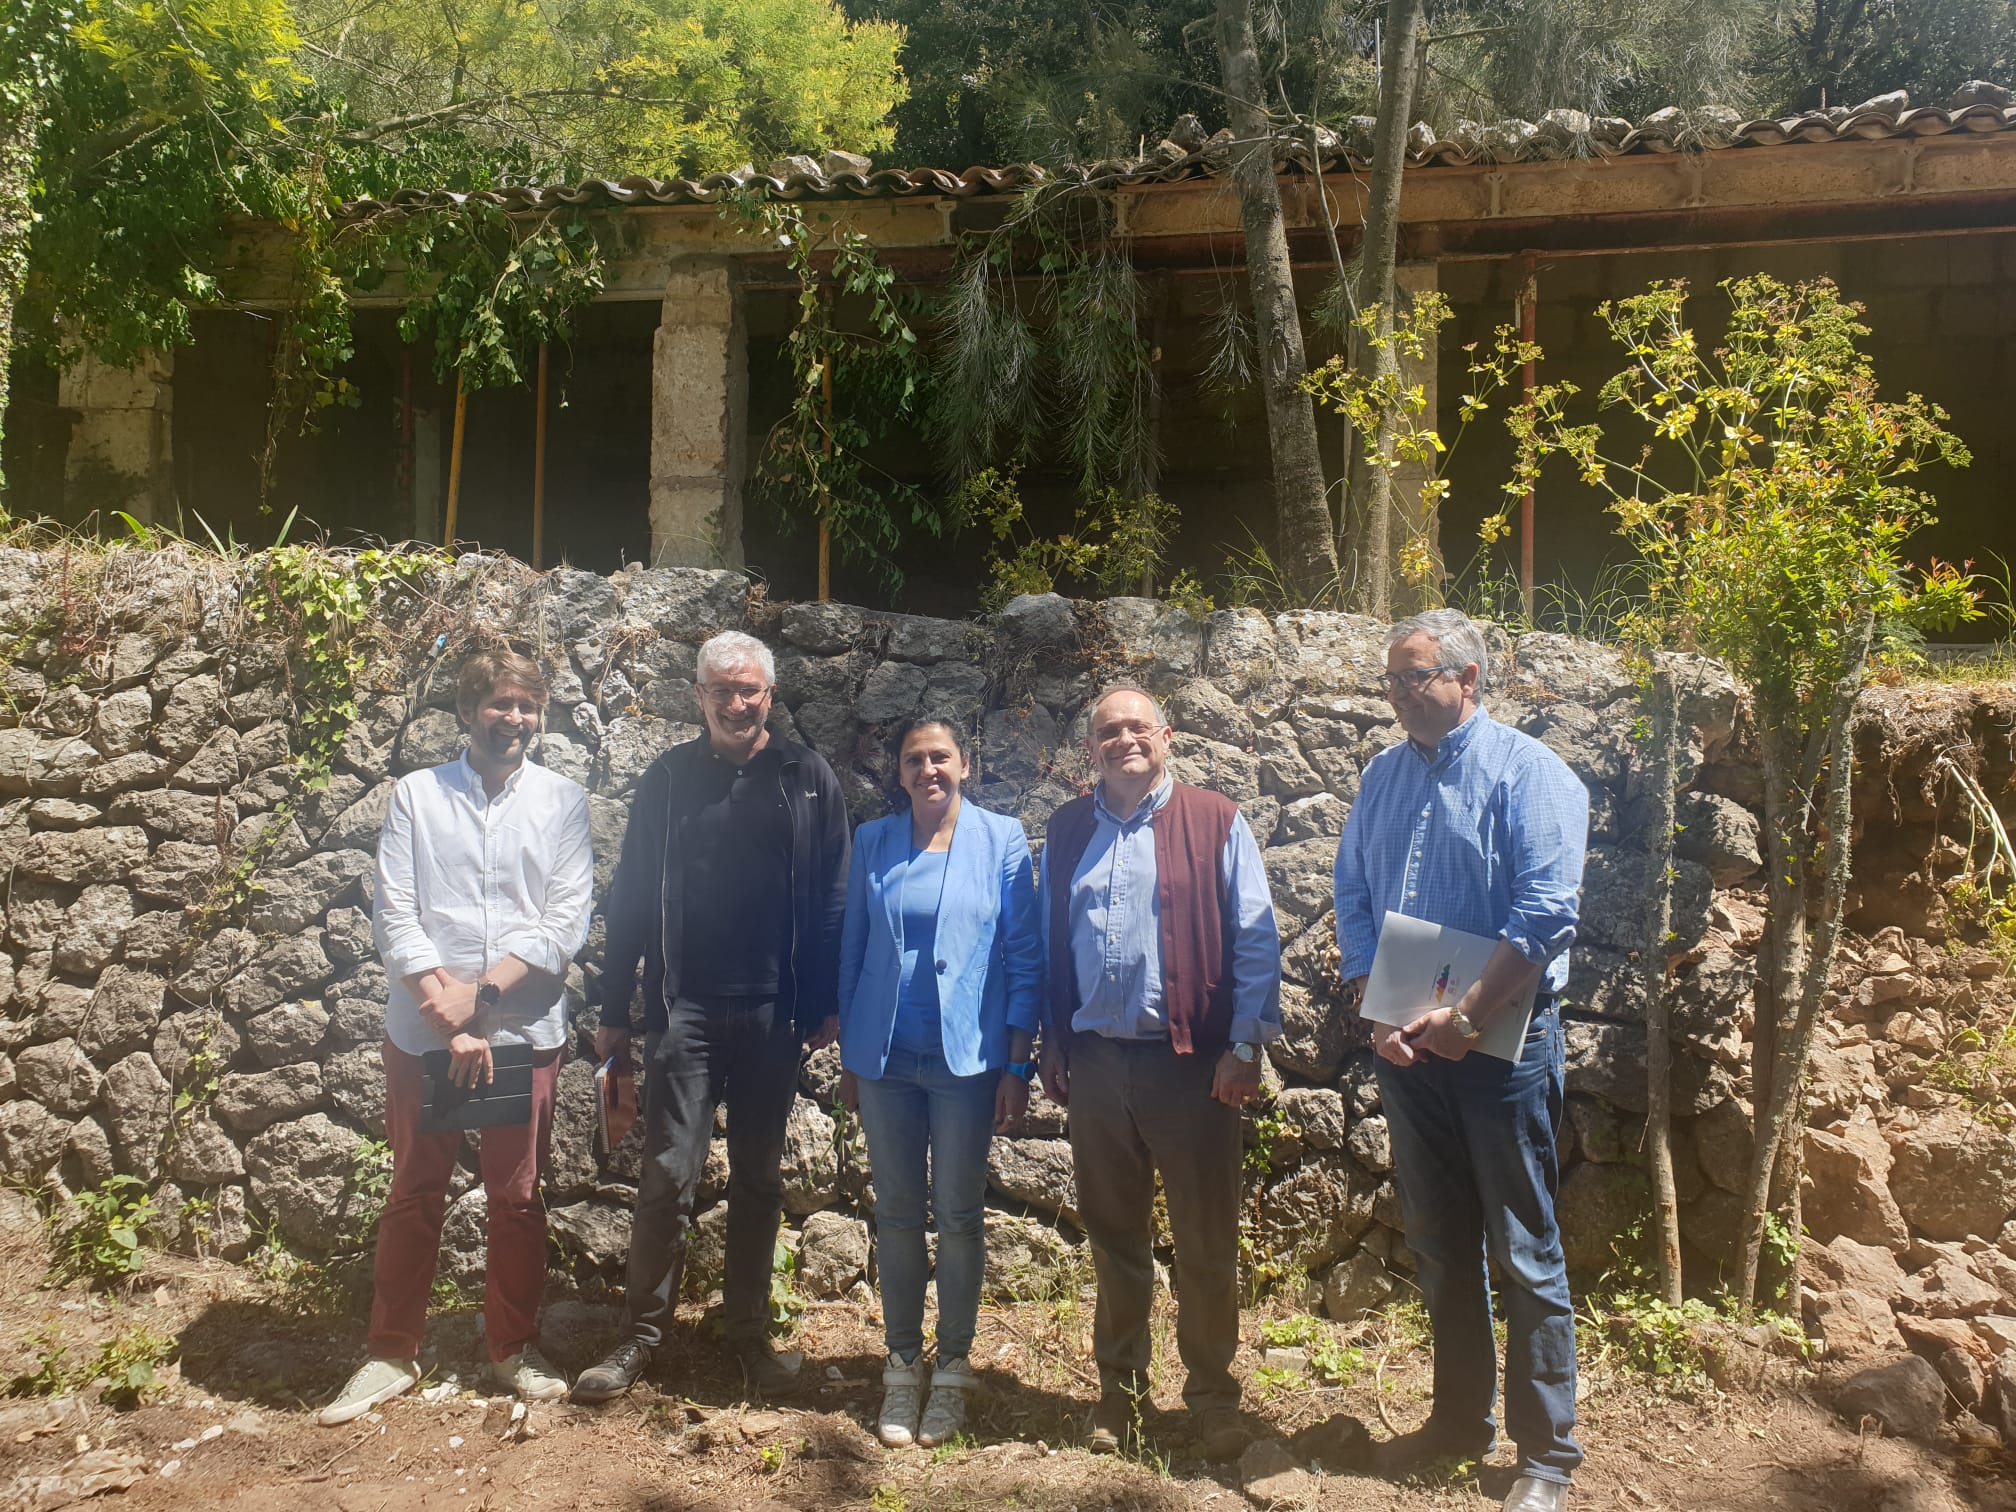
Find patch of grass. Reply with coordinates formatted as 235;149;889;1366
4;1322;177;1408
869;1485;907;1512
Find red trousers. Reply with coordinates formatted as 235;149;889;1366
367;1039;561;1364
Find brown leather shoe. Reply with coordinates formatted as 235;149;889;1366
1188;1406;1251;1463
1087;1391;1140;1455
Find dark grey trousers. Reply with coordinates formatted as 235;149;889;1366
1068;1033;1243;1412
625;994;801;1349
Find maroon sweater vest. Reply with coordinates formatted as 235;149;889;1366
1045;780;1239;1057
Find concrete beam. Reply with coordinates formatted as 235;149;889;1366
649;256;747;568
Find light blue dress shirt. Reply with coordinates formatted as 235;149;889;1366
1332;705;1589;995
891;848;948;1052
1048;775;1283;1045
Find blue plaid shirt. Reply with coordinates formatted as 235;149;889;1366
1332;705;1588;994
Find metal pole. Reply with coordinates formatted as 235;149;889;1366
1518;252;1538;622
532;343;549;570
817;354;833;602
444;370;468;548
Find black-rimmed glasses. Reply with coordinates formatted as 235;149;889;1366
1374;666;1456;696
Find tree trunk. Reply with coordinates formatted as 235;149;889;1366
1733;611;1875;1310
1341;0;1428;618
1642;660;1684;1305
0;91;38;500
1213;0;1338;601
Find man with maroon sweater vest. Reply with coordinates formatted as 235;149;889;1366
1039;686;1282;1463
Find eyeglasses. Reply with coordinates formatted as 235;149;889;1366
1375;666;1456;696
699;682;772;708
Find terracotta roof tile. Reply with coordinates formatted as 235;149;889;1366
335;87;2016;220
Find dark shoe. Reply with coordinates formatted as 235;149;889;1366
1188;1405;1251;1464
1372;1422;1495;1478
571;1338;652;1403
1087;1391;1141;1455
1502;1475;1569;1512
735;1340;805;1399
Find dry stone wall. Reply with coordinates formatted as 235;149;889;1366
0;548;2011;1359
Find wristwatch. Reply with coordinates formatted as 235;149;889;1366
1447;1008;1483;1041
1005;1061;1037;1083
1231;1042;1260;1064
476;979;503;1011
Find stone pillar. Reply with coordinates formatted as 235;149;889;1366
649;256;747;567
1392;260;1443;587
57;350;173;523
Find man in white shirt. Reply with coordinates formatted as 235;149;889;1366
318;648;594;1425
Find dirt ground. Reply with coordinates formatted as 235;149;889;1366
1;1206;2011;1512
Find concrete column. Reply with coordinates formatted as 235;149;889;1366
649;256;747;567
57;350;173;523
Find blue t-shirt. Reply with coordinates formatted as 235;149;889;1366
891;847;948;1052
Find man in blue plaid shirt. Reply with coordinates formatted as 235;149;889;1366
1332;609;1589;1512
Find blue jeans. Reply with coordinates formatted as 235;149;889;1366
1376;1002;1583;1485
854;1043;998;1361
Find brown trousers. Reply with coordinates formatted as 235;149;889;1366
1068;1033;1243;1412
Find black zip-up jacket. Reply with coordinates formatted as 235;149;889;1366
598;733;850;1036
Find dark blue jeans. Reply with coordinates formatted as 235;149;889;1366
1376;1002;1582;1485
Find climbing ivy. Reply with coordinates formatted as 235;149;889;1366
734;194;941;591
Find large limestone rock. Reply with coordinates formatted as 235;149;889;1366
77;966;164;1059
796;1210;869;1299
100;1052;172;1180
778;1099;839;1216
244;1113;371;1252
1888;1110;2016;1242
14;1037;100;1115
1834;1355;1946;1441
987;1137;1080;1223
214;1063;324;1133
1804;1123;1910;1250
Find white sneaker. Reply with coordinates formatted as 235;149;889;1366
878;1351;926;1447
489;1345;570;1401
918;1354;977;1447
318;1358;420;1426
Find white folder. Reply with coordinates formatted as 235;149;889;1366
1358;910;1539;1064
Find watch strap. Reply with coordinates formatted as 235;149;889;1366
1005;1060;1037;1083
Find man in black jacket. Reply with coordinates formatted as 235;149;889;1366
574;630;849;1402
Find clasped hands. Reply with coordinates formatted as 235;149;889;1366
417;968;492;1088
1374;1005;1476;1067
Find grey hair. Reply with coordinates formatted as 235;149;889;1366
695;630;776;687
1386;609;1491;692
1087;683;1167;728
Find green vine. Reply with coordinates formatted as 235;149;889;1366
731;193;937;591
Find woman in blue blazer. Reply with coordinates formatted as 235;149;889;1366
838;714;1044;1449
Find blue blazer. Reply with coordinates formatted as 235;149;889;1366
837;799;1044;1079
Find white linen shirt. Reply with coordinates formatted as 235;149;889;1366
372;754;594;1056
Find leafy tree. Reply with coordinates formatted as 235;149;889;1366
1752;0;2016;114
1504;276;1980;1309
3;0;910;517
300;0;906;174
0;1;75;495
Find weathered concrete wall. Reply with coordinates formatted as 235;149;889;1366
0;548;2009;1349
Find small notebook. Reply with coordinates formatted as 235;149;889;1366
419;1042;536;1132
594;1055;638;1153
1358;910;1540;1064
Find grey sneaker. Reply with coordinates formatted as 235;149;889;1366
317;1358;420;1426
918;1354;976;1447
878;1352;926;1447
489;1344;569;1401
